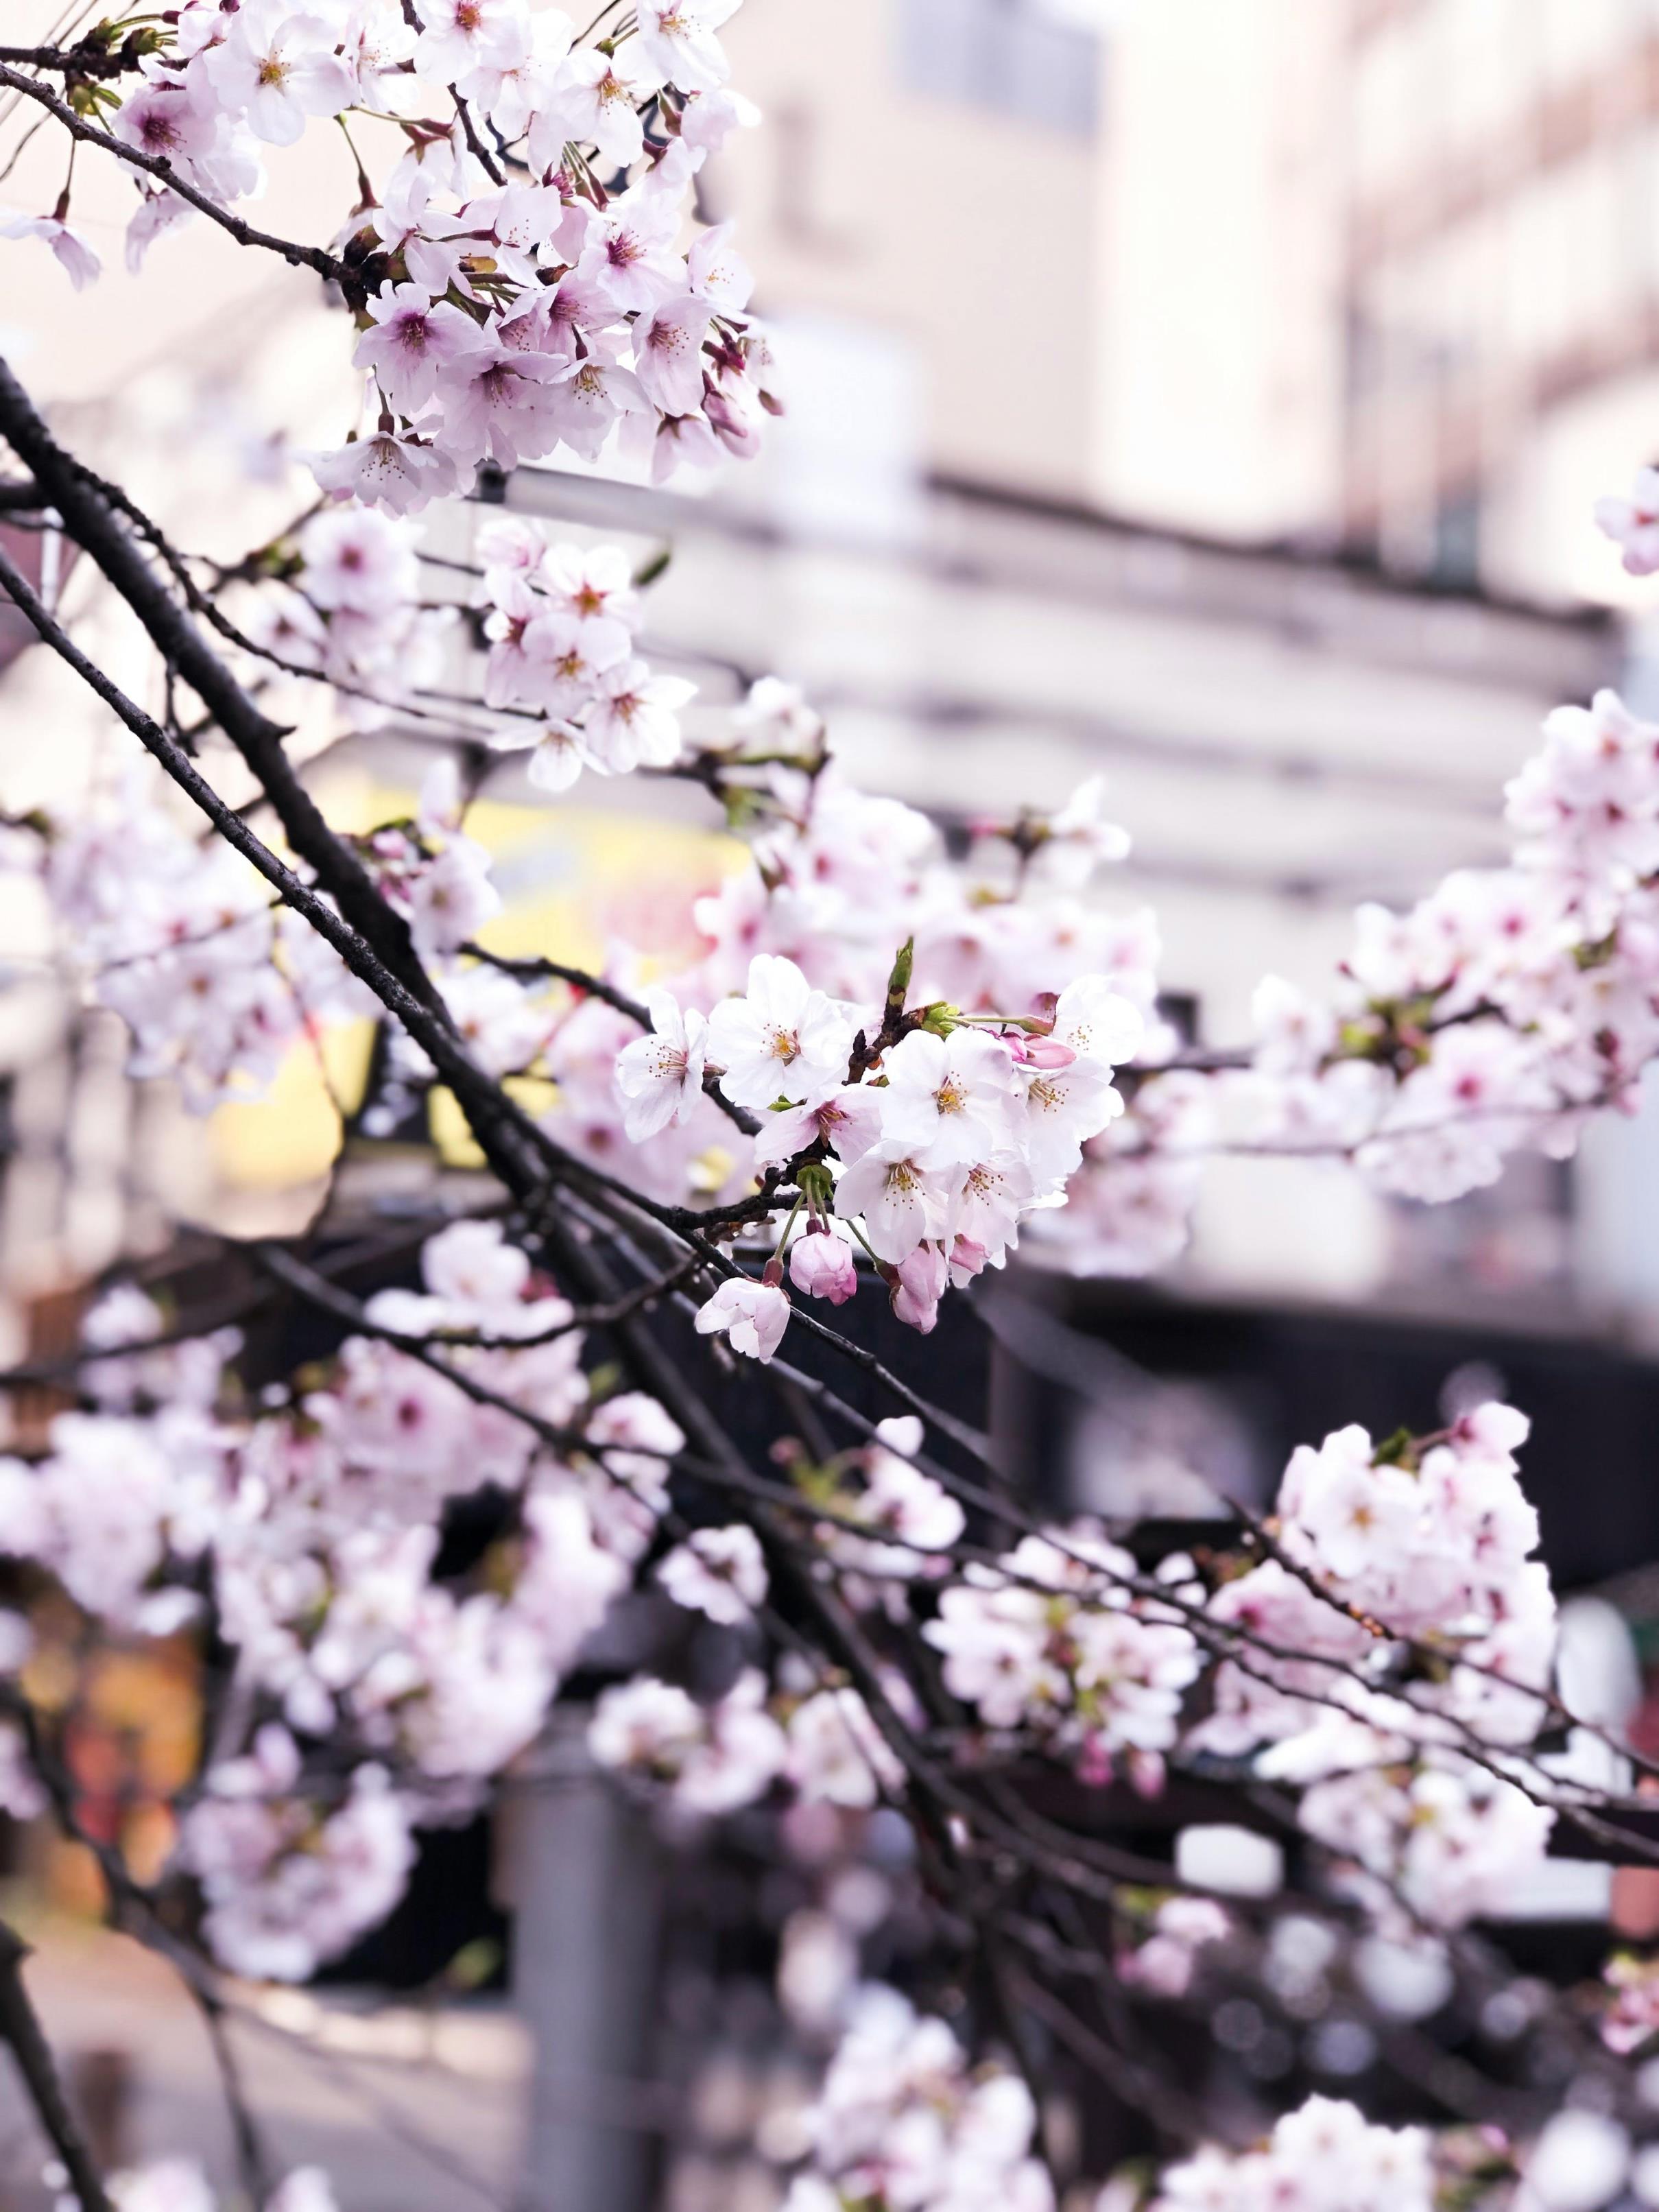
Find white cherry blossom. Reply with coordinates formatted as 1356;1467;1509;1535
614;989;709;1138
693;1276;790;1361
658;1523;767;1624
706;954;856;1111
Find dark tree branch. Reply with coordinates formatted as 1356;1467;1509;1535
0;1923;115;2212
0;45;145;78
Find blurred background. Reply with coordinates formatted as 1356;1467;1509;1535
12;1;1659;2205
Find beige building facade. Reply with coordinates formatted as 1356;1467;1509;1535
718;0;1659;606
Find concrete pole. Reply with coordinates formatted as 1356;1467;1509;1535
501;1709;669;2212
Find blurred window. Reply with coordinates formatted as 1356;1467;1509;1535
894;0;1102;136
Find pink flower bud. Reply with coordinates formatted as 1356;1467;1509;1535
1016;1038;1077;1069
890;1242;948;1334
789;1230;858;1305
947;1235;988;1287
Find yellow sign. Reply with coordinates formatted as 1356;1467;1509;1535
210;779;741;1188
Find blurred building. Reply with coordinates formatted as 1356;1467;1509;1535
1339;0;1659;608
718;0;1659;610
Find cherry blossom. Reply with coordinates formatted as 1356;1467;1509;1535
411;0;527;84
0;211;101;289
1119;1895;1230;1999
694;1276;791;1361
198;5;357;145
581;660;697;773
353;285;481;415
1596;464;1659;574
707;955;857;1112
924;1530;1201;1774
614;988;709;1139
536;47;654;169
310;430;464;514
789;1227;859;1305
658;1523;768;1624
784;1988;1053;2212
589;1668;787;1813
786;1687;905;1809
834;1146;957;1265
1151;2095;1434;2212
632;0;742;92
878;1025;1016;1168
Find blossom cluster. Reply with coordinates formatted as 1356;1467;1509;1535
0;1219;685;1976
19;751;569;1108
5;1;772;497
625;949;1145;1359
241;503;453;726
519;654;1659;1307
588;1667;905;1817
1149;2093;1435;2212
780;1985;1053;2212
588;1394;1564;1932
519;752;1166;1299
1202;1403;1553;1758
923;1527;1202;1785
1193;1402;1558;1927
473;516;695;789
1183;685;1659;1213
808;1414;967;1615
773;1997;1645;2212
27;789;346;1110
1147;2101;1650;2212
990;672;1659;1270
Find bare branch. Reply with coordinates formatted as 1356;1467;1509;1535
0;44;145;79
